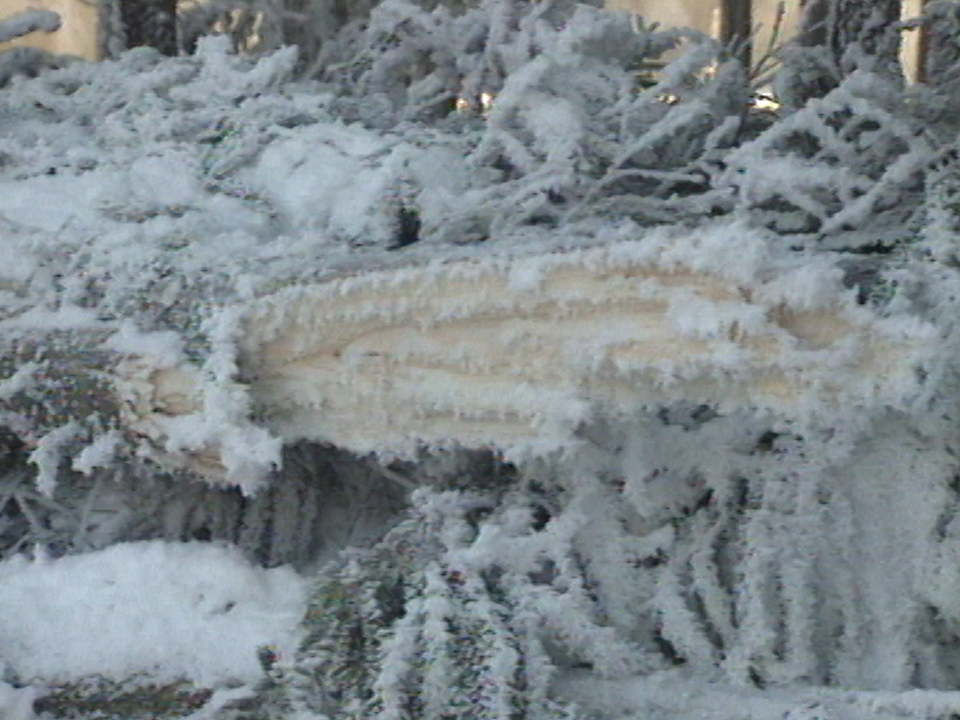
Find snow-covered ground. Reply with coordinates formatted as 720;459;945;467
0;541;306;718
0;535;957;720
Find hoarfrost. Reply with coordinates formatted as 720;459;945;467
71;431;122;475
0;9;60;44
27;423;81;496
3;1;960;717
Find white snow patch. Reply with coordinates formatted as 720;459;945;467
72;430;123;475
246;123;397;240
0;681;36;720
105;322;186;368
0;304;102;332
0;541;307;687
124;154;202;209
0;361;38;400
508;262;546;292
0;176;103;233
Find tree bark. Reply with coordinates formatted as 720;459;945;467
918;0;960;87
720;0;753;70
118;0;178;56
798;0;903;77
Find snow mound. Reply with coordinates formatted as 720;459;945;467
0;540;307;687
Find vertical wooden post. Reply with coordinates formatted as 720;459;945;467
916;0;931;83
118;0;178;56
720;0;754;69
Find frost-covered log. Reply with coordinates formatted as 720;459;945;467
238;238;933;453
78;232;928;486
2;232;932;488
0;4;947;492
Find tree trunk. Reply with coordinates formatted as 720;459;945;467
798;0;903;76
780;0;902;107
918;0;960;87
118;0;177;56
720;0;753;70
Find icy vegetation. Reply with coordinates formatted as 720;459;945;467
0;9;73;89
0;9;61;45
4;0;960;718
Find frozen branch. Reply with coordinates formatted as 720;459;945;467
0;9;61;44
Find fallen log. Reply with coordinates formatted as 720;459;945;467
106;240;936;484
0;236;935;488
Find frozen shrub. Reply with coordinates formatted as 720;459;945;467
720;71;936;249
268;459;647;719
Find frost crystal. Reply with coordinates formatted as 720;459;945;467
5;1;960;716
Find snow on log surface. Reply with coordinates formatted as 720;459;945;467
0;34;941;490
114;239;936;481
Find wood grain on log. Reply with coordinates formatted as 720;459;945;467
4;243;929;485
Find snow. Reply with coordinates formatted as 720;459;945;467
104;323;187;369
0;683;36;720
0;305;102;332
0;175;102;232
246;124;401;242
1;4;960;718
0;541;306;688
0;9;60;44
0;362;37;400
71;430;122;474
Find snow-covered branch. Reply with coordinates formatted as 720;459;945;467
0;9;60;44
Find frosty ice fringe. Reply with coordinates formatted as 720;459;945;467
267;476;641;719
